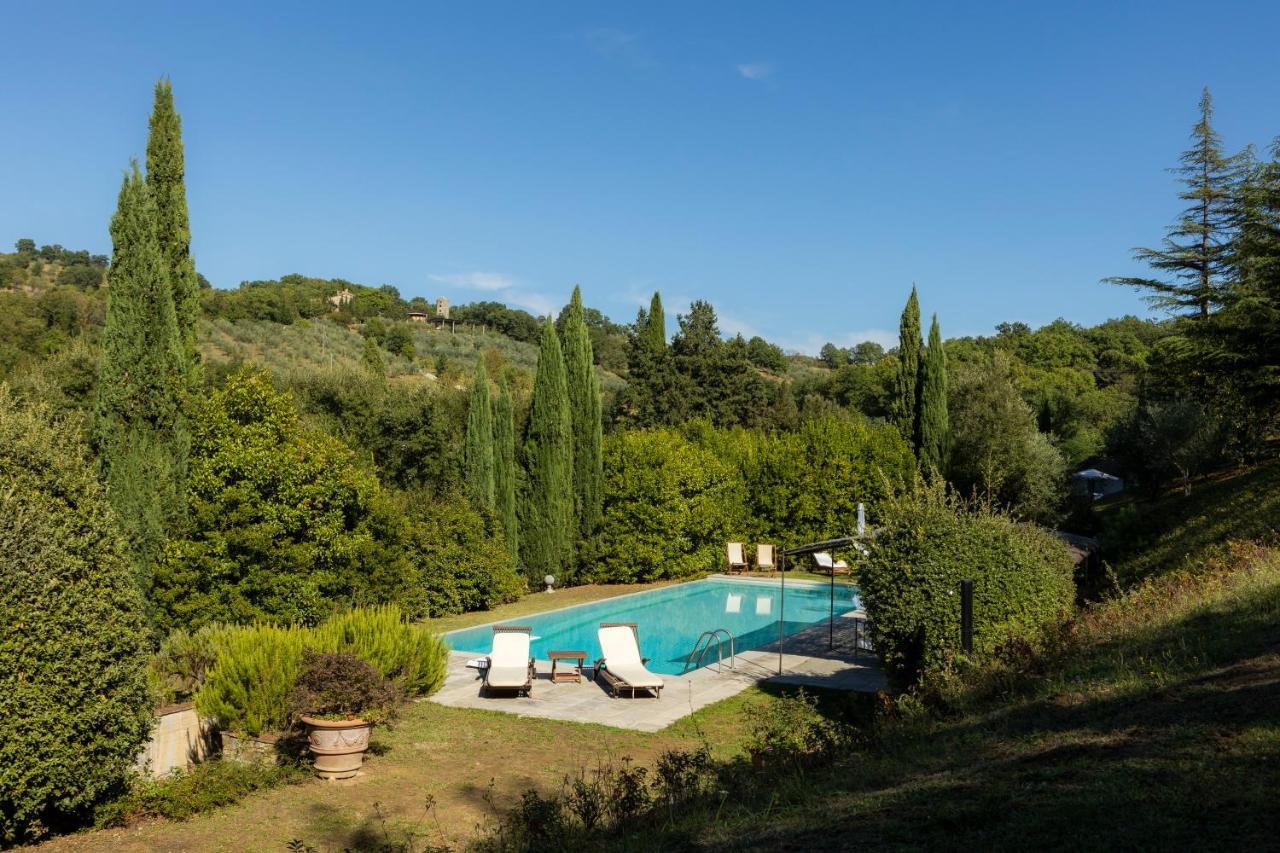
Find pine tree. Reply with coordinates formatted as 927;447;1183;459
146;78;201;382
916;314;950;474
464;359;495;511
1196;141;1280;428
521;319;574;580
561;286;603;539
893;286;922;442
1107;87;1249;319
95;162;189;575
494;375;520;562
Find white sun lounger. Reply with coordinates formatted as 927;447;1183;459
594;623;664;699
813;551;850;576
483;625;535;697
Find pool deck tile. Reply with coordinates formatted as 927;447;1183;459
428;610;884;732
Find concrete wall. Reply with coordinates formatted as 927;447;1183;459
135;703;213;776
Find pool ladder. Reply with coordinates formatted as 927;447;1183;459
683;628;736;674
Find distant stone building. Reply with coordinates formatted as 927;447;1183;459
407;311;429;323
435;297;450;320
328;288;354;309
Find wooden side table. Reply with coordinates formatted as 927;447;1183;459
548;650;587;684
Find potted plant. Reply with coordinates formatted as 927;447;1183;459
289;649;400;780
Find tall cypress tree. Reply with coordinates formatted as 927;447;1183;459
1107;87;1249;319
521;319;574;580
494;375;520;562
893;286;922;442
95;162;189;575
146;79;200;382
464;358;495;511
561;286;603;539
642;291;666;351
620;291;681;426
916;314;950;474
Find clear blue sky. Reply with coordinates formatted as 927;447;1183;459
4;1;1279;352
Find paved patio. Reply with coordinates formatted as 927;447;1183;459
428;610;885;732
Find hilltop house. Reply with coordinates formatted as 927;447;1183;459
328;288;353;309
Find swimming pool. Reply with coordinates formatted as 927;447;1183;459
445;577;861;675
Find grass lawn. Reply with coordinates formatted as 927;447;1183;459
40;576;843;852
631;542;1280;851
38;687;792;852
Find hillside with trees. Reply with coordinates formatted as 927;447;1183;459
1;77;1278;848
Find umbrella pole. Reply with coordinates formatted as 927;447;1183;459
778;552;785;675
829;562;835;650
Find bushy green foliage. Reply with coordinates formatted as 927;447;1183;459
464;358;495;510
494;376;520;561
195;623;306;736
146;78;201;386
194;606;449;735
522;319;575;579
859;482;1076;688
688;414;916;546
287;649;400;723
95;162;190;571
399;495;526;617
309;604;449;697
95;761;301;827
148;624;225;705
744;689;848;768
916;315;949;473
0;389;152;844
948;352;1068;523
152;368;412;629
562;286;604;540
592;428;743;582
668;301;771;427
894;286;922;441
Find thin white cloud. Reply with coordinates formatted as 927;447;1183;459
428;271;515;291
718;313;762;340
775;329;899;357
583;27;640;58
576;27;656;70
506;291;557;317
736;62;774;80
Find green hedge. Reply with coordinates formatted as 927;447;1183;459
685;414;915;545
859;483;1076;688
0;388;152;844
194;605;447;736
590;428;744;582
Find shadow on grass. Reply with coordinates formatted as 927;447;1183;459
692;571;1280;852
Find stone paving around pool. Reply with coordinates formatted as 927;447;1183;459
427;610;885;732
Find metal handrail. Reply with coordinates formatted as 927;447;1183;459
683;628;736;674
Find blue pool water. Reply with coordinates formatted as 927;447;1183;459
445;578;861;675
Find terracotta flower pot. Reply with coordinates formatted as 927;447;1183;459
301;716;373;780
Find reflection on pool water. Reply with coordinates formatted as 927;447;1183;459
444;577;861;675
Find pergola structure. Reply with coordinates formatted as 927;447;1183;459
776;535;861;675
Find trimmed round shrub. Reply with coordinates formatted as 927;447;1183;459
0;388;152;843
592;428;744;582
859;482;1076;688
